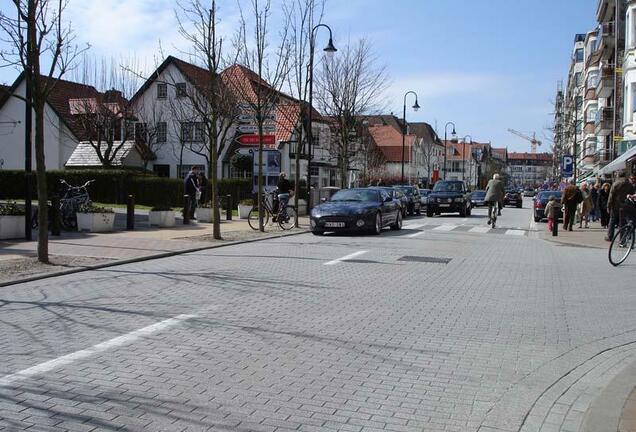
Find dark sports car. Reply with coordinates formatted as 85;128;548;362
310;188;402;235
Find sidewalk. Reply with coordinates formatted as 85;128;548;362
539;221;609;249
0;215;309;284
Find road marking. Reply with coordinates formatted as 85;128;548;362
407;231;426;238
0;314;197;387
469;226;491;233
324;250;368;266
404;223;425;230
432;225;458;231
505;230;525;236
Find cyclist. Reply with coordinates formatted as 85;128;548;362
274;172;291;222
484;173;505;226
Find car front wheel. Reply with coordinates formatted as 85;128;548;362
391;211;402;230
372;212;382;235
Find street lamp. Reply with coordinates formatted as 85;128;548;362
461;135;472;183
443;122;457;180
306;24;337;209
401;91;420;183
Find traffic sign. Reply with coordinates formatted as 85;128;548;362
237;134;276;145
238;124;276;134
238;114;276;122
561;155;574;177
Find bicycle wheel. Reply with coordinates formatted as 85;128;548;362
278;206;297;230
609;225;635;267
247;207;269;230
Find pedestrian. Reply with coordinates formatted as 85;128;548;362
197;172;208;206
578;182;593;229
184;166;200;219
561;180;581;231
598;182;611;228
590;182;600;222
606;171;636;241
484;173;505;225
544;195;561;233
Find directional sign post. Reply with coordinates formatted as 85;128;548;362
237;134;276;145
561;155;574;178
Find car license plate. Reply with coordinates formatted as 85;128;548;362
439;204;450;208
325;222;345;228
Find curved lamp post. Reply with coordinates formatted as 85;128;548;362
401;91;420;183
443;122;457;180
306;24;337;209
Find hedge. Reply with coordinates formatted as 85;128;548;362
0;169;253;208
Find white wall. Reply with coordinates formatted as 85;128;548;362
0;79;78;170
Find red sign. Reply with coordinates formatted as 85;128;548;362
237;134;276;145
432;169;440;183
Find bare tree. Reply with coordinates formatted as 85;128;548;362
0;0;85;263
316;39;388;188
229;0;292;232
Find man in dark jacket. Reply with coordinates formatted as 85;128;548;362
561;180;579;231
184;166;200;219
484;173;505;225
606;171;636;240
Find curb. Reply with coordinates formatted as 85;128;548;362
0;229;310;288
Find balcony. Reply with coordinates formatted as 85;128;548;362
595;107;614;135
596;65;615;98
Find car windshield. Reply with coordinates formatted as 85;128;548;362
396;186;415;195
419;189;430;196
538;191;562;201
472;191;486;197
330;189;378;202
433;182;463;192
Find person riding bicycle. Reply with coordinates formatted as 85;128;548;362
274;172;291;222
484;173;505;226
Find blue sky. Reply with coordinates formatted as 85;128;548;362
0;0;598;152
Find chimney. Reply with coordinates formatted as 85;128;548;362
104;88;123;102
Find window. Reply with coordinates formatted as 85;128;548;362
153;164;170;177
176;83;187;98
134;122;147;144
180;122;204;142
157;83;167;99
156;122;167;143
586;106;598;123
312;126;321;148
194;122;205;142
574;72;582;87
575;95;583;110
181;122;193;141
310;166;319;176
587;70;599;88
451;161;461;172
632;83;636;122
177;164;205;179
575;48;584;63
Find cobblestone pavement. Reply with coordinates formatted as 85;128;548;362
0;202;634;431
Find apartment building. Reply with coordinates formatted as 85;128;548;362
507;152;553;188
564;33;586;179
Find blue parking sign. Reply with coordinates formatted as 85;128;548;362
561;155;574;177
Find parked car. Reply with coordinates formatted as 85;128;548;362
310;188;402;235
395;185;422;216
533;190;563;222
419;189;431;208
393;188;409;217
503;189;523;208
470;190;487;207
523;188;536;197
426;180;472;217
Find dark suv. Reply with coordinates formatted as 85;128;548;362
427;180;472;217
394;185;421;216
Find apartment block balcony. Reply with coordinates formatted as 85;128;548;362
596;65;615;98
595;107;614;135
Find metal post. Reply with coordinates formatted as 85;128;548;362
226;194;232;220
183;195;190;225
126;195;135;231
50;196;60;236
573;92;578;182
401;100;407;184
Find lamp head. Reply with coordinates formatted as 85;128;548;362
412;100;420;112
324;38;337;58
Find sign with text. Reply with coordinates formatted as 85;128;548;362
561;155;574;177
237;134;276;145
251;149;281;193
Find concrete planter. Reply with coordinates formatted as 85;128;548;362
149;210;176;227
238;204;252;219
0;215;23;240
76;212;116;233
196;207;213;223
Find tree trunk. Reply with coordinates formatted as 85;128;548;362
211;145;221;240
258;120;264;232
294;126;302;227
34;102;48;263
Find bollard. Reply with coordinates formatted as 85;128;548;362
50;196;61;236
126;195;135;231
552;208;559;237
226;194;232;221
183;195;190;225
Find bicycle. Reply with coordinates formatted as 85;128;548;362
32;179;95;230
608;197;636;267
248;190;297;231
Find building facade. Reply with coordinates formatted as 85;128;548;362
507;152;553;187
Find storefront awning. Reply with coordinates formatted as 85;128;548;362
598;145;636;176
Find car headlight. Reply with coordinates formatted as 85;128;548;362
354;208;372;215
454;198;464;203
310;209;321;218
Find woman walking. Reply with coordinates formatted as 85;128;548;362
578;182;593;228
597;182;611;228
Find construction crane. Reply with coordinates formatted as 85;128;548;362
507;129;542;153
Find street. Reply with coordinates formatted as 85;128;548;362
0;199;634;432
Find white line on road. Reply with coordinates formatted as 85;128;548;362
407;231;426;238
0;314;197;387
324;250;368;266
432;225;458;231
505;230;526;236
403;223;425;230
469;226;491;233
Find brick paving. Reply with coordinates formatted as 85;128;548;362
0;206;634;431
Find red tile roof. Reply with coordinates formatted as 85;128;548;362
368;124;416;162
508;152;553;161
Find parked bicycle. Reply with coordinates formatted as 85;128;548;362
248;190;297;231
32;179;95;230
608;196;636;267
